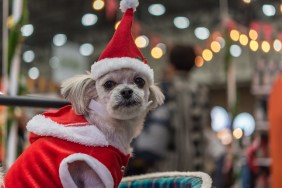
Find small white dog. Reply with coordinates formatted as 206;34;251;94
61;69;164;187
3;0;164;187
3;68;164;188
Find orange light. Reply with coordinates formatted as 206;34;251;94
195;56;204;67
249;29;258;40
210;41;221;53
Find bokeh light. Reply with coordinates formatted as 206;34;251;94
151;47;163;59
210;41;221;53
202;49;213;62
273;39;282;52
249;29;258;40
28;67;40;80
250;40;259;51
135;35;149;48
233;112;255;136
148;4;166;16
195;56;204;67
239;34;249;46
230;44;242;57
261;41;270;53
93;0;105;10
233;128;243;139
230;30;240;41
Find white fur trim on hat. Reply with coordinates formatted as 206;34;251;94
27;114;109;147
59;153;114;188
121;171;212;188
91;57;154;84
120;0;139;12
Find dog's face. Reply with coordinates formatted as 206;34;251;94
95;68;150;120
61;68;164;121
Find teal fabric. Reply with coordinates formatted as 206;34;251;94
119;176;203;188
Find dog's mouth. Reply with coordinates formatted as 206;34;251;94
113;100;141;109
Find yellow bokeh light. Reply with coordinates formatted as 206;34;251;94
93;0;105;10
114;20;121;30
249;40;258;51
135;36;149;48
195;56;204;67
233;128;243;139
7;16;15;28
202;49;213;62
273;39;282;52
230;30;240;41
243;0;251;4
151;47;163;59
261;41;270;53
249;29;258;40
210;41;221;53
280;3;282;13
239;34;249;46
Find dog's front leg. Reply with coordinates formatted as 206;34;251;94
68;161;106;188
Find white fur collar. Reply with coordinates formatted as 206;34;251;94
26;114;109;147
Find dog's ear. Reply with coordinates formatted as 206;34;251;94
61;74;97;115
148;84;165;110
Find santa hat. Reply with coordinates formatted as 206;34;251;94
91;0;154;85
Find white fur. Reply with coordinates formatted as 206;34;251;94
60;153;113;188
91;57;154;84
120;0;139;12
27;115;109;147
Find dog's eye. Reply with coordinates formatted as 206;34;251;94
134;77;145;88
104;80;116;90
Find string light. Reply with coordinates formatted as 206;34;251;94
202;49;213;62
239;34;249;46
230;30;240;41
261;41;270;53
135;35;149;48
151;47;163;59
249;40;259;51
249;29;258;40
93;0;105;10
195;56;204;67
210;41;221;53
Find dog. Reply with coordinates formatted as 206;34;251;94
3;68;164;188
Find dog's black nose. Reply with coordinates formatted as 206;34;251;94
121;88;133;99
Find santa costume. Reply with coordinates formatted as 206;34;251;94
4;0;154;187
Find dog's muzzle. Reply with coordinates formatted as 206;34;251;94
120;88;133;99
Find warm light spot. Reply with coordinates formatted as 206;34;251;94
151;47;163;59
230;30;240;41
202;49;213;62
195;56;204;67
249;29;258;40
210;41;221;53
239;34;249;46
249;40;259;51
7;16;15;28
280;3;282;13
115;21;121;30
243;0;251;4
135;35;149;48
261;41;270;53
273;39;282;52
233;128;243;139
93;0;105;10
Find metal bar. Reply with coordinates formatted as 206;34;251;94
0;95;70;108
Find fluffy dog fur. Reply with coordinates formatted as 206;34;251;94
60;68;164;187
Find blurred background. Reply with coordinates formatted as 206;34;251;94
1;0;282;187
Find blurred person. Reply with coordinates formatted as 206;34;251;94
125;45;224;176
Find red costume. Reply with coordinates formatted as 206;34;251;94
5;105;130;188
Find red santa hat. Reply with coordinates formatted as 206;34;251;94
91;0;154;85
